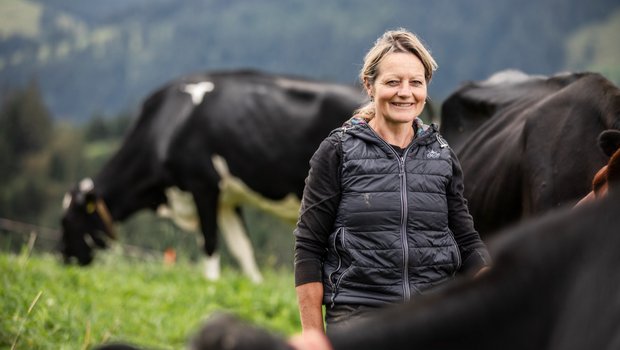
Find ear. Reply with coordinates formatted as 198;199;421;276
363;78;373;98
599;130;620;157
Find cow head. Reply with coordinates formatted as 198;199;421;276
60;178;117;265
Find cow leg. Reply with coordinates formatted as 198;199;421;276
191;187;224;281
217;204;263;284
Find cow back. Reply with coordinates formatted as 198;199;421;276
441;71;620;237
170;70;365;199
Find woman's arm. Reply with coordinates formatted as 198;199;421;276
446;148;492;273
294;135;342;330
296;282;325;332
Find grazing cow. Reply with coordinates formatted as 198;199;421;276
173;188;620;350
61;69;366;282
440;70;620;237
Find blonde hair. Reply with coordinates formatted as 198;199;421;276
355;28;438;118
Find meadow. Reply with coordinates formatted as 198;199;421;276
0;247;300;350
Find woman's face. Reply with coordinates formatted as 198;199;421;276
367;52;427;125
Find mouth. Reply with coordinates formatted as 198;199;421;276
85;229;111;249
391;102;415;108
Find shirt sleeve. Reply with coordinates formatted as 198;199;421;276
294;134;342;286
446;147;492;274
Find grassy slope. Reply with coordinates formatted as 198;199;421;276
0;250;299;350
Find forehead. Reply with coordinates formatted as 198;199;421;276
377;52;425;78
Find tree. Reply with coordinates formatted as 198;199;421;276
565;9;620;86
0;80;53;181
0;81;52;155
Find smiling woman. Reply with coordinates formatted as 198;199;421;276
293;28;491;338
365;52;428;147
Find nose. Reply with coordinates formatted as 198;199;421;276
397;82;413;97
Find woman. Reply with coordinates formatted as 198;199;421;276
294;28;491;336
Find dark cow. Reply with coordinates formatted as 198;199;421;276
61;69;366;282
440;70;620;237
161;188;620;350
92;132;620;350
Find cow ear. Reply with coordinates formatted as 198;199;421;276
599;130;620;157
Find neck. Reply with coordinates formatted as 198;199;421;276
368;118;415;148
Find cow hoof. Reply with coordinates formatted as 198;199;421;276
204;254;221;281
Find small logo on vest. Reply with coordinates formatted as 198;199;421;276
426;149;441;159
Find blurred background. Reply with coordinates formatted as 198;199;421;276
1;0;619;268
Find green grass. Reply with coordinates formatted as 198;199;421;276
0;249;300;350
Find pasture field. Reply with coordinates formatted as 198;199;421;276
0;249;300;350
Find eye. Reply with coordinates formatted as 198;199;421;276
386;80;400;87
410;80;424;87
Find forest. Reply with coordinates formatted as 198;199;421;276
1;0;619;120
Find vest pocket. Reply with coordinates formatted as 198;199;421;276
330;266;352;307
328;227;350;307
446;229;462;273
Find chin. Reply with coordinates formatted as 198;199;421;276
387;115;417;124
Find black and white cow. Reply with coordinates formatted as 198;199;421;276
61;69;366;282
439;70;620;237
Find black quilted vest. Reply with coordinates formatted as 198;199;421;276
323;118;462;307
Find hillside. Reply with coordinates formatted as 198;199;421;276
1;0;619;121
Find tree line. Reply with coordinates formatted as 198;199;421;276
1;0;618;121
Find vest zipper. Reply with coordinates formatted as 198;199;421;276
397;153;411;301
364;125;415;302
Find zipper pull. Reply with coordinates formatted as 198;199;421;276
436;134;449;148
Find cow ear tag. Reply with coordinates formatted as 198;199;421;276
86;201;96;214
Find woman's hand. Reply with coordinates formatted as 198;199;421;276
289;329;333;350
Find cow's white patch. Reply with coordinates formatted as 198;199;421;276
181;81;215;105
62;192;72;210
157;187;200;232
62;177;94;211
212;154;301;223
79;178;94;193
